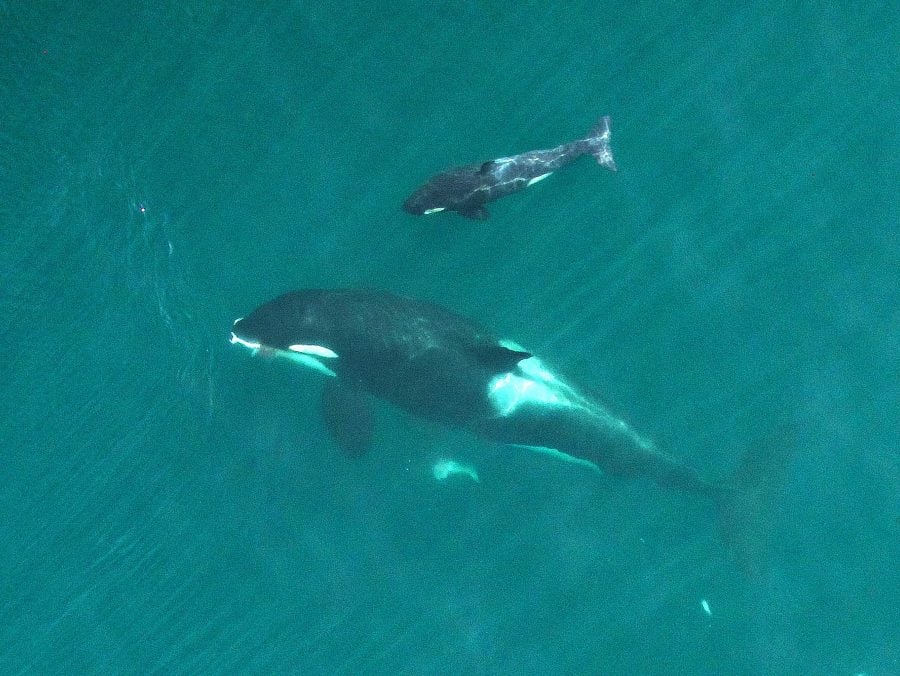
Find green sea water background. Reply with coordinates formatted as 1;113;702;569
2;2;897;673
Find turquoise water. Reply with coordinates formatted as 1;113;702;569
2;2;897;673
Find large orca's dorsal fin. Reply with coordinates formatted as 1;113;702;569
470;343;532;372
479;160;495;175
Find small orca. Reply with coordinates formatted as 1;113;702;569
403;116;617;220
230;289;718;498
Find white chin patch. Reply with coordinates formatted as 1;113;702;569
423;207;445;214
230;332;261;350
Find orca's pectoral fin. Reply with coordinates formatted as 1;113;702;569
457;205;490;220
320;380;375;458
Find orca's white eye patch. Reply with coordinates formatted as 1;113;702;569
526;172;552;186
288;344;338;359
423;207;445;215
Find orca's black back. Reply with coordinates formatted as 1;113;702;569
246;289;505;425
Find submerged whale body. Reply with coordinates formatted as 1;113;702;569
229;288;718;497
403;116;617;220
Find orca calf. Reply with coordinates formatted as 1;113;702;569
230;288;718;498
403;116;617;220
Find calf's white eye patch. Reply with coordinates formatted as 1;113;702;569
526;172;552;186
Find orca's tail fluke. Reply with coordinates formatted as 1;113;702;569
587;115;617;172
715;423;795;577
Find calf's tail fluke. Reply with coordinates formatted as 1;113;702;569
588;115;617;172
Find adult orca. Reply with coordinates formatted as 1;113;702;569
403;116;617;220
230;289;788;573
230;288;724;499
